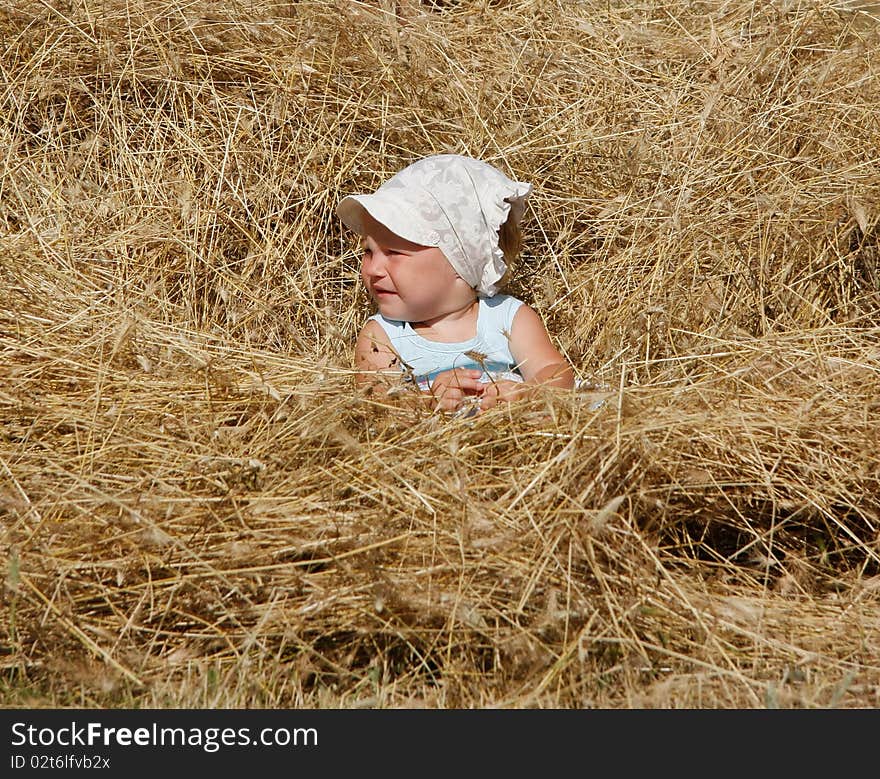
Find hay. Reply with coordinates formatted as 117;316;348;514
2;0;880;708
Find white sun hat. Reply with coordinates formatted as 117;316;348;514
337;154;532;297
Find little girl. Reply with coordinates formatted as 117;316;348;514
338;154;574;413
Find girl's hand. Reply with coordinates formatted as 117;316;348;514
429;369;484;412
479;380;531;411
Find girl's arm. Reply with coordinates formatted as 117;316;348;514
508;304;575;388
480;304;574;410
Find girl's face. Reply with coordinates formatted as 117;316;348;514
359;212;475;323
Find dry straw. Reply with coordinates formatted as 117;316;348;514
1;0;879;707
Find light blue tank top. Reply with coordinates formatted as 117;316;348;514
369;294;525;390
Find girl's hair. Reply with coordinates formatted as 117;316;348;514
495;212;524;292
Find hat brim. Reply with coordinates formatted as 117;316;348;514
336;194;437;248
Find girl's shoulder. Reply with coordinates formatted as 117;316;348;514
355;317;397;373
356;316;395;352
364;312;408;341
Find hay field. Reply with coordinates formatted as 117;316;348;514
2;0;879;709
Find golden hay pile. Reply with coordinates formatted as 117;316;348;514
2;0;880;708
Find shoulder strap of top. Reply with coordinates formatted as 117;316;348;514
479;294;524;336
368;313;405;339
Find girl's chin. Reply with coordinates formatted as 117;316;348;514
375;301;408;319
